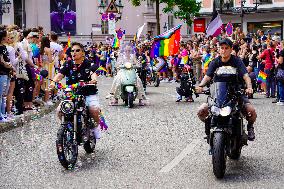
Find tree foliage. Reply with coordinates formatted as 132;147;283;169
130;0;201;25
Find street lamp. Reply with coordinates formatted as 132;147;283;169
98;0;124;22
0;0;12;24
116;0;124;14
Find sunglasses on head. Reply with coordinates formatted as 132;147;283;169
71;49;81;53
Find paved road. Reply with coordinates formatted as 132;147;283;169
0;77;284;188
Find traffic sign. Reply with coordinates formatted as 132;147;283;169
106;0;118;13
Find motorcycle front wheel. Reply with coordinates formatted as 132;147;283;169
212;132;227;179
56;123;78;170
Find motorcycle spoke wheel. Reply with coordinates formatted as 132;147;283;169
56;124;78;170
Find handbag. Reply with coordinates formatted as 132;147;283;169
16;55;29;81
276;68;284;82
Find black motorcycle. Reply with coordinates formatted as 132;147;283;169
176;65;199;101
204;67;248;178
56;83;98;170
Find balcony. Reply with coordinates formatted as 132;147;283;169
255;0;273;4
215;0;234;14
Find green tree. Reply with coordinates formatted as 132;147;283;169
130;0;201;35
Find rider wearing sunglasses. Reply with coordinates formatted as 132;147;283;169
50;42;102;139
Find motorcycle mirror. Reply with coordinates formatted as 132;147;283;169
40;69;49;78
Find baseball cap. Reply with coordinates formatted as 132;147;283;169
219;38;233;48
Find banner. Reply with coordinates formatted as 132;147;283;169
108;19;116;35
50;0;76;35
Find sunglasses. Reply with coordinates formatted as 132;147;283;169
71;49;81;53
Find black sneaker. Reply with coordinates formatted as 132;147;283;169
247;127;255;141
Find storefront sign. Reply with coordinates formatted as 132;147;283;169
194;18;206;33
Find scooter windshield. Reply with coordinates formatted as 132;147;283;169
211;82;229;108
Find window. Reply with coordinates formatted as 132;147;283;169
101;21;109;34
215;0;234;12
168;15;174;29
253;0;272;4
147;0;154;8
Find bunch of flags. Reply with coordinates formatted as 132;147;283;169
150;24;182;58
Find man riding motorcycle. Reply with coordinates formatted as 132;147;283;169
196;38;257;141
49;42;101;139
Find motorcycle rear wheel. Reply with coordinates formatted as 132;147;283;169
56;124;78;170
212;132;227;179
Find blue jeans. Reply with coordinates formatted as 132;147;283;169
0;75;9;116
278;81;284;102
264;69;276;97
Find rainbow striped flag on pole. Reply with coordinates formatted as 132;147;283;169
96;66;107;73
112;34;120;48
203;54;213;70
150;25;182;58
257;70;267;83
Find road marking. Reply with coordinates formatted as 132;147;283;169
155;92;177;98
159;139;200;173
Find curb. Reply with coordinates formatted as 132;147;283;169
0;101;60;133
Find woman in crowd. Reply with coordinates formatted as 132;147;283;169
0;28;14;122
40;36;53;104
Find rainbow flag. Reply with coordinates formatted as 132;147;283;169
257;70;267;83
203;54;213;70
96;66;107;73
112;35;120;48
150;25;182;58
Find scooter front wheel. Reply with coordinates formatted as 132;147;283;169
128;93;134;108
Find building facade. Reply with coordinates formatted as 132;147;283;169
3;0;284;43
198;0;284;39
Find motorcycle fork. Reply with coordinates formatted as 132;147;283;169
73;113;77;141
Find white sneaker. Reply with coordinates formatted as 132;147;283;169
92;127;101;139
276;102;284;106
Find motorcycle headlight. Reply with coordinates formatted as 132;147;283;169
125;62;132;69
211;106;220;116
220;106;232;117
61;101;74;114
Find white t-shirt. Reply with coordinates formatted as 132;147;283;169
50;41;63;68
